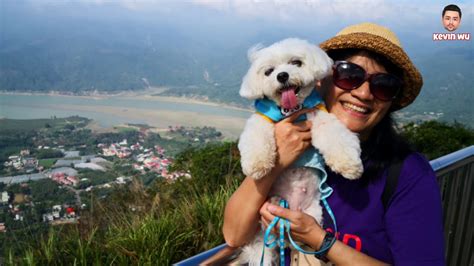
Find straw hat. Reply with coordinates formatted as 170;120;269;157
320;22;423;110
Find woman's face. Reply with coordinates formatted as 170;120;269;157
322;53;393;141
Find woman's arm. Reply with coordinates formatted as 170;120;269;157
223;108;315;247
260;203;389;266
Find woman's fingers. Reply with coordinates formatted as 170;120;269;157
292;120;313;132
301;131;312;141
266;204;294;220
260;202;276;222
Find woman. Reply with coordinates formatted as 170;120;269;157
223;23;445;265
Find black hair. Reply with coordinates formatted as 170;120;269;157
326;48;413;179
442;4;462;18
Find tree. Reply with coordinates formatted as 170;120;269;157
401;120;474;160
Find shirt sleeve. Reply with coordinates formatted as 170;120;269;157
384;153;445;266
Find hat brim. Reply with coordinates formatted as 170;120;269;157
320;33;422;110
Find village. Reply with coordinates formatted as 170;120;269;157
0;122;221;234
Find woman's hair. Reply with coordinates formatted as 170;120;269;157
327;48;413;178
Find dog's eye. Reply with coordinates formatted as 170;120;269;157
264;68;274;76
291;60;302;67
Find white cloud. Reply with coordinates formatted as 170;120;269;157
20;0;474;31
189;0;397;21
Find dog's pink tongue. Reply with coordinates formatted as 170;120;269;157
281;87;298;110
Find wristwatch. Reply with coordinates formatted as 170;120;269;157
314;231;336;262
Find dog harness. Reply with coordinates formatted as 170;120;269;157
254;90;338;265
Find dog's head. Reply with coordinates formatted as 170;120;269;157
240;38;333;110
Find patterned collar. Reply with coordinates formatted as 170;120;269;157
254;89;325;123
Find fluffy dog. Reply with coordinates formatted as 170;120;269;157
237;38;363;265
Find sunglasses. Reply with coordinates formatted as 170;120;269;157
332;61;402;101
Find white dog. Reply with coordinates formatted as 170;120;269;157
237;38;363;265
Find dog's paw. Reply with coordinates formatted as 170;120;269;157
239;137;276;180
238;114;277;180
317;130;363;179
311;111;363;180
241;156;275;180
325;150;363;180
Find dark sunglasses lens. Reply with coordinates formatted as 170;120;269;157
370;74;401;101
334;63;365;90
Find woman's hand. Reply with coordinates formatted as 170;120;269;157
259;201;325;250
223;107;315;247
273;108;315;173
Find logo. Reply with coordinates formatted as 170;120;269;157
433;4;470;41
432;33;470;41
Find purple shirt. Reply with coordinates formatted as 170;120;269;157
323;153;445;265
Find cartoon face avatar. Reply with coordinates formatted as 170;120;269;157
442;5;462;32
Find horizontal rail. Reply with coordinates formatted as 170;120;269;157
174;244;228;266
430;145;474;171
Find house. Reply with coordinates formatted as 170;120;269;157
0;223;6;233
0;192;9;204
52;205;61;219
101;183;112;189
74;162;106;172
130;143;141;151
66;176;79;186
115;177;130;184
51;172;79;186
22;157;38;172
8;155;19;161
43;213;54;222
65;207;76;218
14;214;24;221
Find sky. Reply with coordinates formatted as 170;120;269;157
20;0;473;28
11;0;473;28
5;0;471;51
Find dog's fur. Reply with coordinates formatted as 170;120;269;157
237;38;363;265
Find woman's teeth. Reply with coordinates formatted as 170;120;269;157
343;102;369;114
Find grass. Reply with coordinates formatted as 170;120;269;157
113;126;139;133
38;159;57;168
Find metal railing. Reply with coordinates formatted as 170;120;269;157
176;145;474;265
433;146;474;266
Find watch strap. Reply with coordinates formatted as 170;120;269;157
314;231;336;262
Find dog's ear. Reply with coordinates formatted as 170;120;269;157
240;43;266;100
247;43;264;63
240;72;264;100
308;46;333;80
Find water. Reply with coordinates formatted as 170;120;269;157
0;94;251;136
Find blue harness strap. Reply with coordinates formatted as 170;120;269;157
261;198;337;266
255;90;337;265
259;151;337;265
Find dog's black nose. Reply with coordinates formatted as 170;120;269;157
277;72;289;83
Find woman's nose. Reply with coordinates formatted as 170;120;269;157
350;81;374;101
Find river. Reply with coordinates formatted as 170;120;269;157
0;93;252;138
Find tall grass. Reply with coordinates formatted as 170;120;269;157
6;142;243;264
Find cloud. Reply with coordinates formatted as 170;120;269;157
189;0;402;21
18;0;474;32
